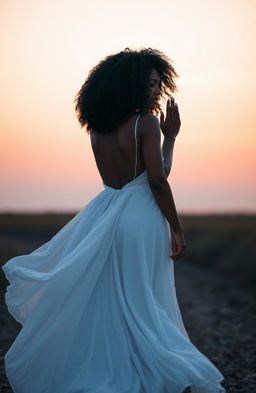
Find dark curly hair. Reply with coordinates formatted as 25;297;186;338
74;47;179;135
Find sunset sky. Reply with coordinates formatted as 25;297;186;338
1;0;255;213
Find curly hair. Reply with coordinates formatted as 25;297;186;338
74;47;179;135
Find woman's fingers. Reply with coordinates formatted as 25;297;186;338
170;230;187;260
170;251;184;259
174;103;180;119
160;111;165;129
167;97;180;120
171;241;182;259
167;97;174;115
171;243;185;259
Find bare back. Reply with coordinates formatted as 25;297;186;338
90;113;145;189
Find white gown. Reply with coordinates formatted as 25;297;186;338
2;114;226;393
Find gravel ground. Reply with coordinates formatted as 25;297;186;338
1;254;255;393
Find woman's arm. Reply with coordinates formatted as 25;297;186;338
141;114;182;233
162;135;176;178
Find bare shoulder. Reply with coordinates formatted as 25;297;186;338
139;113;160;137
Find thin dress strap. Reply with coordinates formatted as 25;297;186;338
134;113;141;179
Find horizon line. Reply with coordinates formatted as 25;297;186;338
0;210;255;216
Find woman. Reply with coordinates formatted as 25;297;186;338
2;47;226;393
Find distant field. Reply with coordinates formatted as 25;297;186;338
180;214;256;286
0;213;255;286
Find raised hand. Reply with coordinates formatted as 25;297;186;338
160;97;181;139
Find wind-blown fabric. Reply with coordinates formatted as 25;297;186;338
2;170;226;393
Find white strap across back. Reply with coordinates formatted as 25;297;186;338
134;113;141;180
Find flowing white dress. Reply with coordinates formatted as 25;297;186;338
2;114;226;393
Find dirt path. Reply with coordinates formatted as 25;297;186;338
1;249;255;392
175;260;256;392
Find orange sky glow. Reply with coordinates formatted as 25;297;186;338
1;0;255;213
